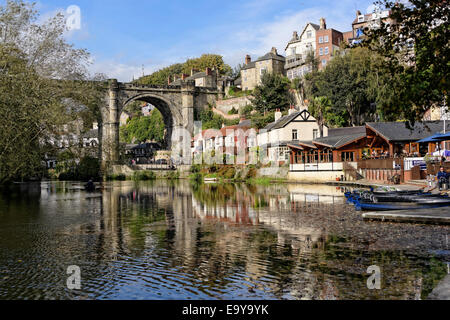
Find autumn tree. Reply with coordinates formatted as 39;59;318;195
364;0;449;121
0;0;102;183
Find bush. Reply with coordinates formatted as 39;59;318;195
165;171;180;180
189;172;203;183
133;170;156;181
107;174;127;181
78;157;101;181
191;164;202;173
228;107;238;115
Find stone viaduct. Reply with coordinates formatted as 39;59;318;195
100;79;224;166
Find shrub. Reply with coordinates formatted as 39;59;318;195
107;174;127;181
228;107;238;115
133;170;156;181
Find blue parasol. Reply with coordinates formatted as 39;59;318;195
416;133;444;143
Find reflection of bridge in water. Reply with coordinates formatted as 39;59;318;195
33;181;430;299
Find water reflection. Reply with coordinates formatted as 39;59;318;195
0;181;448;300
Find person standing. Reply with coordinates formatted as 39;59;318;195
437;167;449;190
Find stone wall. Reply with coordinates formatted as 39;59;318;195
257;167;289;179
215;96;252;114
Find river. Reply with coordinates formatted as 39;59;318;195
0;180;449;300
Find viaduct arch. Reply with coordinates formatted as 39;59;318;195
100;79;223;167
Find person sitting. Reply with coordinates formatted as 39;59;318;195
437;167;449;190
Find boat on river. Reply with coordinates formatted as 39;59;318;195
354;199;450;211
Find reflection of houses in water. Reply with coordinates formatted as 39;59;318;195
192;197;259;226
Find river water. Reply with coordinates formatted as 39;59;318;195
0;180;449;300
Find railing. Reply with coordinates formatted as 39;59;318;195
357;158;400;170
290;162;344;172
343;162;364;180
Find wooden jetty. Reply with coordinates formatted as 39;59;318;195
362;208;450;225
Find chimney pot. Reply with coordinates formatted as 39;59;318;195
181;74;189;80
245;55;251;65
205;67;212;76
356;10;361;17
271;47;277;55
320;18;327;30
275;109;283;122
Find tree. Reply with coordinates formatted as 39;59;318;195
309;96;332;137
364;0;449;122
250;73;291;114
137;63;184;86
120;109;165;144
0;1;100;184
304;47;383;127
137;54;233;86
182;54;232;76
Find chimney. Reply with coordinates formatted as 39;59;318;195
271;47;278;55
205;67;212;76
275;109;282;122
356;10;361;17
320;18;327;30
181;73;189;80
190;68;198;76
288;105;296;115
292;31;299;40
92;122;98;130
245;55;251;65
167;76;171;85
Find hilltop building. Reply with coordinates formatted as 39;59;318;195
285;18;345;79
240;47;286;91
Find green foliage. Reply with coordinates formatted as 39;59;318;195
304;47;390;127
182;54;232;76
250;112;275;129
77;157;101;181
242;105;254;118
0;1;103;184
137;63;184;86
107;174;127;181
120;109;165;143
57;155;100;181
250;73;292;114
123;101;145;117
164;171;180;180
227;86;252;98
365;0;449;122
228;107;238;115
133;170;156;181
137;54;232;86
196;107;240;130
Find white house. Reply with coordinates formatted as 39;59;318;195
257;107;328;164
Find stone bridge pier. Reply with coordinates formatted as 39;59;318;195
100;79;221;169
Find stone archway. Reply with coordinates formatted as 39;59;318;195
121;93;184;150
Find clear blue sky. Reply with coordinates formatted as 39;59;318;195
30;0;375;81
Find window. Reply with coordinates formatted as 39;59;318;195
307;30;312;39
324;47;329;55
319;37;323;44
291;47;296;55
292;129;298;140
260;68;267;76
324;35;329;43
319;48;323;56
313;129;319;140
322;59;327;66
